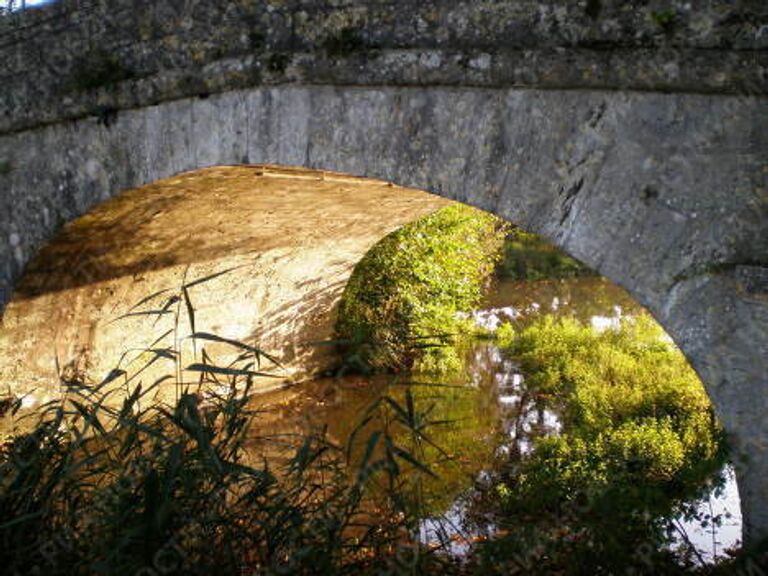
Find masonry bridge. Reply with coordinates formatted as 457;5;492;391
0;0;767;544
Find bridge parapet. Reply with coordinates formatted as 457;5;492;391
0;0;766;134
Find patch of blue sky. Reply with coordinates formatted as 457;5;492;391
1;0;57;12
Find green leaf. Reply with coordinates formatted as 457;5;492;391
390;444;437;478
189;332;282;367
185;363;279;378
99;368;126;386
183;266;246;289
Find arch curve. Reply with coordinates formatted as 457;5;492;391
0;85;766;543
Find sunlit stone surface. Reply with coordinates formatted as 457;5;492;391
0;165;449;402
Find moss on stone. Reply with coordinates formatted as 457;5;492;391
650;9;677;32
248;30;266;51
177;74;209;97
70;49;134;93
323;27;366;58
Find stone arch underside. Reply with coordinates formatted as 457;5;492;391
0;164;453;401
0;85;766;542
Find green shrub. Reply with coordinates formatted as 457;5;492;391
500;316;720;456
335;204;508;373
478;314;729;573
500;314;724;474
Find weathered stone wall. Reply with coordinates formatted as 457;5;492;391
0;0;766;134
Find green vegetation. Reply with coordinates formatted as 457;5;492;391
0;160;11;176
335;214;594;374
2;212;756;573
475;315;729;573
0;379;455;575
0;273;451;576
335;204;508;373
500;228;591;280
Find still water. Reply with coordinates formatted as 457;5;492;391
247;277;741;567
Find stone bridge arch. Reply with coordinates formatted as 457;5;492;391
0;0;766;546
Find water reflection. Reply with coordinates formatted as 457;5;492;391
673;465;742;564
486;276;641;322
246;276;740;568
